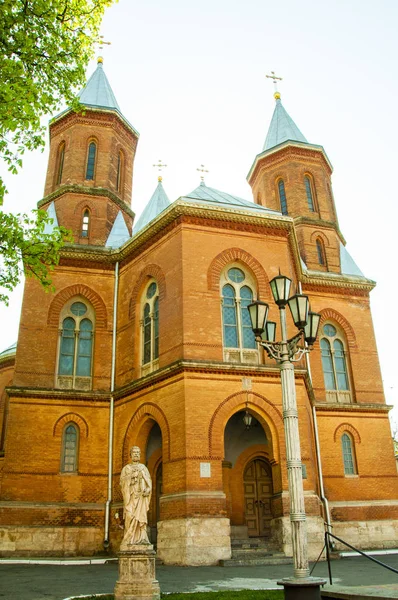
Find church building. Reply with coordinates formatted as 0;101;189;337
0;59;397;564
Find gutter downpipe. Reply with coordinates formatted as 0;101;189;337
104;260;119;549
298;282;333;541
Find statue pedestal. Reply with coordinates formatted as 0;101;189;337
114;544;160;600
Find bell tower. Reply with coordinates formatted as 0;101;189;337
247;89;344;273
39;58;139;246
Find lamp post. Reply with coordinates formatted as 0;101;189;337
248;274;325;600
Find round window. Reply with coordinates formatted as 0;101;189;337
70;302;87;316
323;324;337;337
146;282;157;299
228;268;245;283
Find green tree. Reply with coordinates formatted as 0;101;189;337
0;0;115;303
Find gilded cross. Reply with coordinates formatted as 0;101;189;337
197;164;209;183
97;35;111;50
153;160;167;182
266;70;283;94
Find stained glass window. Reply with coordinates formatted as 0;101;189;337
142;281;160;368
316;239;325;265
278;180;288;215
59;317;76;375
240;286;256;348
341;433;356;475
62;424;78;472
57;143;65;185
85;142;96;180
222;284;238;348
321;324;350;394
81;210;90;237
304;176;315;211
76;319;93;377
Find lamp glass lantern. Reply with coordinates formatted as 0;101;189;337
247;301;269;336
261;321;277;343
304;311;321;346
288;294;309;329
269;275;292;307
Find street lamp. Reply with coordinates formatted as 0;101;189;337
248;274;325;599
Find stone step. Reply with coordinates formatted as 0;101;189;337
220;554;293;567
231;548;275;559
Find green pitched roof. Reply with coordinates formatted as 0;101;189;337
78;59;121;111
133;181;171;234
264;98;308;151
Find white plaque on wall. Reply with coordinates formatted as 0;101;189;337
200;462;211;478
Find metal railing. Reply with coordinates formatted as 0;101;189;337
310;531;398;585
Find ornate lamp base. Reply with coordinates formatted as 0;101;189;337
277;577;327;600
114;545;160;600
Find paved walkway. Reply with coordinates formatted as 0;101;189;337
0;555;397;600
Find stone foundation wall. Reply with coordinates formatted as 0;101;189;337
157;517;231;565
271;515;325;561
0;526;104;556
331;519;398;551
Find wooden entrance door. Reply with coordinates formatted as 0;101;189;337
244;459;273;537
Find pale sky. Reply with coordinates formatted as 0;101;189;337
1;0;397;424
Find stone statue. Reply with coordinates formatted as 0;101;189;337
120;446;152;548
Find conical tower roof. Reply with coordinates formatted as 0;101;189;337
133;180;171;234
263;95;308;151
78;57;121;111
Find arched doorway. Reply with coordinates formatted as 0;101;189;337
244;458;273;537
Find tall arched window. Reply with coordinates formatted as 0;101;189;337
221;266;258;364
341;432;357;475
316;238;326;266
116;150;124;193
57;299;95;390
304;175;316;211
141;280;159;375
56;142;65;186
81;209;90;237
61;423;79;473
85;141;97;180
320;323;351;403
277;179;288;215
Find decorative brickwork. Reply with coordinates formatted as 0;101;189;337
122;402;170;463
53;413;89;438
319;308;357;347
207;247;271;299
333;423;361;444
47;284;108;329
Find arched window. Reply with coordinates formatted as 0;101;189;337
141;280;159;375
116;150;124;193
316;238;326;266
320;323;351;403
61;423;79;473
304;175;316;211
341;432;357;475
277;179;288;215
81;209;90;237
56;142;65;186
221;265;258;364
57;299;95;390
85;141;97;180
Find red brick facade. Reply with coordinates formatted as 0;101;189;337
0;83;397;562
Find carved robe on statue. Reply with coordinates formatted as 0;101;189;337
120;461;152;547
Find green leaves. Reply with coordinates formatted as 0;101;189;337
0;0;115;301
0;209;72;305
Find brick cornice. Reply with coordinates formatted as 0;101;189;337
6;386;111;402
114;359;307;401
37;184;135;219
53;200;376;294
314;402;392;413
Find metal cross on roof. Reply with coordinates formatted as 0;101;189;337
197;164;209;183
266;70;283;94
153;160;167;182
